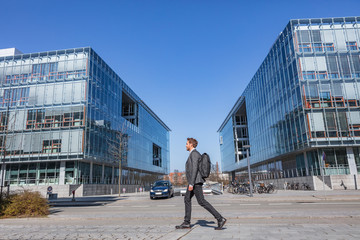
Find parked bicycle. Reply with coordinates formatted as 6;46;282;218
255;182;276;194
286;182;311;190
301;182;311;190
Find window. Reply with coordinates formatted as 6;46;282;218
320;91;331;107
4;73;29;84
320;91;330;101
26;109;84;129
346;41;358;51
42;140;61;153
0;112;8;131
329;73;339;78
30;62;85;82
324;43;335;51
302;71;316;80
352;55;360;77
339;55;351;78
313;43;323;52
350;124;360;137
298;43;312;53
0;87;30;107
153;144;162;167
325;113;337;137
0;136;5;153
235;115;247;125
325;55;340;79
63;113;73;126
122;91;138;126
32;62;58;81
318;71;328;79
337;112;349;137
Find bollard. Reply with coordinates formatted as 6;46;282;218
354;175;358;190
72;190;76;202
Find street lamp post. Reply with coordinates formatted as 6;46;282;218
244;145;253;197
118;157;121;197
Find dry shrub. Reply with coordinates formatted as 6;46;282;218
0;195;11;217
3;190;49;217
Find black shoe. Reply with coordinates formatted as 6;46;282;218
176;222;191;229
215;218;227;230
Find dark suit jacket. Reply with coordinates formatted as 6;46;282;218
186;149;205;186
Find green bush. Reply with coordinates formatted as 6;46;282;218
2;190;49;217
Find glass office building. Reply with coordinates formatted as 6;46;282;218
0;47;170;188
218;17;360;179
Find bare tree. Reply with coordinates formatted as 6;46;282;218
108;123;130;197
173;169;179;186
0;105;17;199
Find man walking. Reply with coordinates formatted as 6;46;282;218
176;138;226;230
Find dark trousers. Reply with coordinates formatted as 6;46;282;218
184;184;222;224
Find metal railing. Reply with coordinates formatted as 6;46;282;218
254;165;353;181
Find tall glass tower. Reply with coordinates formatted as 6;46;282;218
218;17;360;180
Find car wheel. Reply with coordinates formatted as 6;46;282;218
150;196;153;200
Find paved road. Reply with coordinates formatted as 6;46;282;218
1;191;360;239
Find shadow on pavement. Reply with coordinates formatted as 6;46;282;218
48;196;124;207
49;209;62;214
194;220;216;228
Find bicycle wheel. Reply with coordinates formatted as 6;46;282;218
268;187;275;194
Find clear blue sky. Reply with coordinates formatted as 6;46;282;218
1;0;358;172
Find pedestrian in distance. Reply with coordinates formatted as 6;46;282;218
176;138;227;230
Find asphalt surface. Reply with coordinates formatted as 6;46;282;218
1;190;360;239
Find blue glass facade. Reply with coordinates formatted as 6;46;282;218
219;117;236;170
219;17;360;178
0;47;170;187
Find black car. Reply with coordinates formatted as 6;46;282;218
150;180;174;199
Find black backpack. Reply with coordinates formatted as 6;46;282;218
198;153;211;178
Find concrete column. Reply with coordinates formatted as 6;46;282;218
303;152;309;176
101;164;105;184
231;171;235;181
347;147;358;175
59;161;66;185
111;166;114;184
0;163;6;187
89;162;93;184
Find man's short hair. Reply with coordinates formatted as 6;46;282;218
187;138;198;148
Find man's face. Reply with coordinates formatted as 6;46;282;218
186;141;193;151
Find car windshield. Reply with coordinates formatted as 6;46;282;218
154;182;168;187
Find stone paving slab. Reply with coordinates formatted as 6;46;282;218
1;190;360;239
1;223;360;240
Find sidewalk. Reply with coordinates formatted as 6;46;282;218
47;189;360;207
1;190;360;239
48;192;149;206
224;189;360;202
